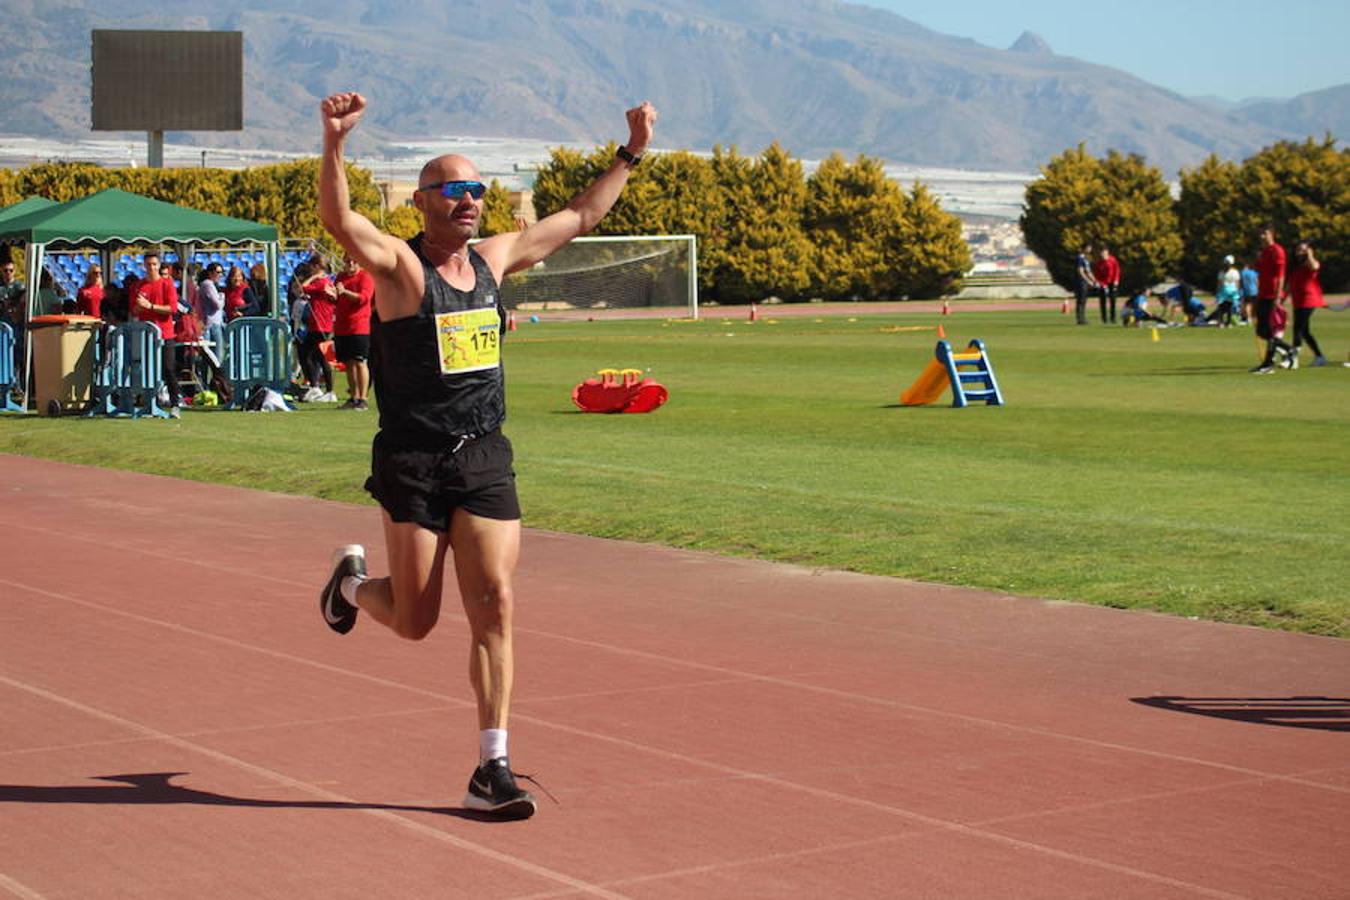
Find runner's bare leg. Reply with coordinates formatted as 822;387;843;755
353;512;449;640
449;509;520;730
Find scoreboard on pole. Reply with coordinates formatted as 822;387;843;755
91;30;243;132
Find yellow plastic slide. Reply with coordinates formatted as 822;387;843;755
899;359;949;406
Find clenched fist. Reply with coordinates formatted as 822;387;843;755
624;101;658;154
321;92;367;141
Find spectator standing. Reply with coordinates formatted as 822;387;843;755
76;265;105;318
1093;246;1121;324
1205;255;1241;326
300;261;338;402
288;254;324;324
197;262;227;366
0;259;26;388
1251;226;1293;374
288;261;313;338
101;283;127;324
1239;258;1259;325
224;265;260;320
334;255;375;410
132;251;182;417
1072;244;1096;325
248;262;271;318
1285;241;1328;368
36;269;65;316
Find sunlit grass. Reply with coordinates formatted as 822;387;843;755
4;308;1347;636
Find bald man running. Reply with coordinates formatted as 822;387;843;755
316;91;656;819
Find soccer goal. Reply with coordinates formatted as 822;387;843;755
496;235;699;319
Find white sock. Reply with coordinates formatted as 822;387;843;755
339;575;365;606
480;728;508;762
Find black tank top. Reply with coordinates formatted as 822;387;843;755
370;236;506;445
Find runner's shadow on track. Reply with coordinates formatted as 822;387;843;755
1131;696;1350;732
0;772;514;822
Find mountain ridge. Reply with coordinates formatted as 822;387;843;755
0;0;1339;175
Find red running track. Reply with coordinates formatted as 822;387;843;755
1;454;1347;898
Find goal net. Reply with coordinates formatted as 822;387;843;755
495;235;698;318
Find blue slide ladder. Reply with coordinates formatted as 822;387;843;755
95;321;170;418
0;323;23;412
937;339;1004;408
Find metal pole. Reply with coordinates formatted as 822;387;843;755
147;130;164;168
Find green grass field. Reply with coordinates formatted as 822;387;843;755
3;306;1347;637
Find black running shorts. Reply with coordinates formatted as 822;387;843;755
334;333;370;363
365;430;520;530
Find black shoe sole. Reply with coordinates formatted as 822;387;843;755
463;793;537;820
320;544;364;635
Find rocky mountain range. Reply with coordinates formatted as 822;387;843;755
0;0;1343;175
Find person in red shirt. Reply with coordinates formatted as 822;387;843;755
75;265;104;319
132;251;183;415
1092;246;1121;324
300;261;338;402
1285;241;1328;368
333;255;375;409
1251;225;1294;374
223;265;259;320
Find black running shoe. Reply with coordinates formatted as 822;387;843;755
463;757;537;820
319;544;365;635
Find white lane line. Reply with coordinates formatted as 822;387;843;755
4;576;1269;897
0;672;632;900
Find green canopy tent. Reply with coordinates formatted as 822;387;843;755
0;196;58;226
0;189;281;405
0;198;58;398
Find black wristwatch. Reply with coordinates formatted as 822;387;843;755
615;145;643;168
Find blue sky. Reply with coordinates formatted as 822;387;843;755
860;0;1350;101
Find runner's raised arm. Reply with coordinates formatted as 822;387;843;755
318;92;403;278
474;102;658;283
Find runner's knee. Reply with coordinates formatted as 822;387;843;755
464;580;513;635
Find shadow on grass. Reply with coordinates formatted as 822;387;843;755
0;772;516;822
1084;366;1250;377
1130;696;1350;732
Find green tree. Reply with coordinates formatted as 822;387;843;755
1240;138;1347;289
16;162;114;201
805;153;906;300
1022;145;1180;293
385;205;423;240
892;182;971;299
479;178;518;236
530;147;598;222
642;150;725;293
1176;154;1248;288
0;168;23;208
710;143;812;304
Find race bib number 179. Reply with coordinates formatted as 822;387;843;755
435;308;501;375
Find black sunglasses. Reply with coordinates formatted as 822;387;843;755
419;180;487;200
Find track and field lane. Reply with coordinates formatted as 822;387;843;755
1;454;1346;899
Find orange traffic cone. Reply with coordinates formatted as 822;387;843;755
936;324;946;339
507;311;517;331
1060;298;1069;314
749;303;759;322
941;300;950;316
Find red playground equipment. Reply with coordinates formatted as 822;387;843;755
572;368;668;413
